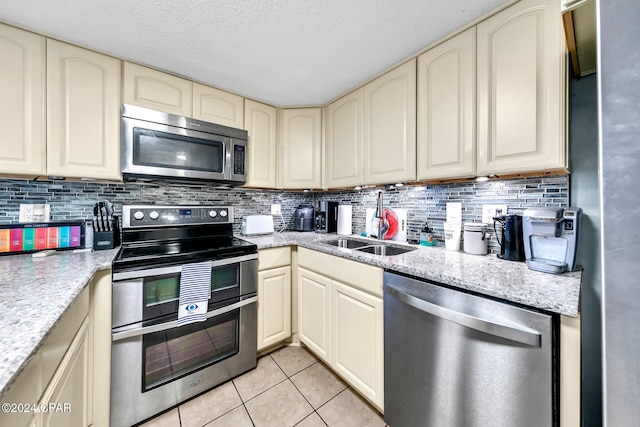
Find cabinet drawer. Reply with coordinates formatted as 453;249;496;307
298;247;383;297
258;247;291;270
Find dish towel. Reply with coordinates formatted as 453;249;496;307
177;261;212;325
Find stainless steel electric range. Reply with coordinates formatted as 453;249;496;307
111;205;258;427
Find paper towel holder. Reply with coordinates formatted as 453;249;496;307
337;204;353;235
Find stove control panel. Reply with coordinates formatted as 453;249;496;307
122;205;234;228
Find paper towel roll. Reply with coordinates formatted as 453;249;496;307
337;205;352;235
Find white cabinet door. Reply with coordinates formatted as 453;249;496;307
39;318;90;427
278;108;322;189
298;267;331;363
331;280;384;410
0;24;46;177
417;28;476;180
363;59;417;185
46;40;121;180
477;0;566;175
123;61;192;116
324;89;364;188
193;83;244;128
244;99;277;188
257;266;292;351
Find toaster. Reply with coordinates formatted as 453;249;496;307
241;215;274;235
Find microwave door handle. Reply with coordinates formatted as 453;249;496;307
112;296;257;341
386;285;541;347
224;139;232;180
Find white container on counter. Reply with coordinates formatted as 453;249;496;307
444;222;462;251
464;222;488;255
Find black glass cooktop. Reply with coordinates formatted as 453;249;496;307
113;236;257;272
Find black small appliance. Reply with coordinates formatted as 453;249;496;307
493;214;525;261
315;201;339;233
293;205;315;231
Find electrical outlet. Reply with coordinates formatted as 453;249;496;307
271;204;281;215
482;204;508;224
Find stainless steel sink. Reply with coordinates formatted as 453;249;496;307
324;238;372;249
356;244;416;256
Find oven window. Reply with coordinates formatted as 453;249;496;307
212;264;239;291
143;309;239;391
133;128;224;173
144;264;240;308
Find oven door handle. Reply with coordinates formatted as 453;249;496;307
112;253;258;281
111;296;257;341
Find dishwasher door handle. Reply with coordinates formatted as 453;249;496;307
386;286;542;347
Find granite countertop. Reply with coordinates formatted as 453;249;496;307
0;248;118;398
240;232;582;318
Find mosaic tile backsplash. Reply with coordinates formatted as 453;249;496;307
0;175;568;254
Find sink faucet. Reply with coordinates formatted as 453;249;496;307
375;191;389;240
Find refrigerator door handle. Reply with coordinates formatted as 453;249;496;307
386;285;541;347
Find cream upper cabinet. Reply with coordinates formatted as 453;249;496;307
244;99;278;188
417;28;476;180
0;24;46;177
324;89;364;188
278;108;322;189
46;40;121;180
193;83;244;128
477;0;566;175
123;61;192;116
363;59;417;185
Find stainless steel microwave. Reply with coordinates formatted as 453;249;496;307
121;104;247;185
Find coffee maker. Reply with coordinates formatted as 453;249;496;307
315;201;339;233
493;214;525;261
522;207;582;274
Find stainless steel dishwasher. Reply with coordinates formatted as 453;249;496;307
384;272;557;427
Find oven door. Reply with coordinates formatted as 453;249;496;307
121;116;230;181
110;297;257;427
112;254;257;328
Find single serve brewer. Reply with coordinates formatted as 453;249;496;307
522;207;582;274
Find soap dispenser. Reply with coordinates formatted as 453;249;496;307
420;223;437;246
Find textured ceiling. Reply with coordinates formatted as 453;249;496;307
1;0;510;107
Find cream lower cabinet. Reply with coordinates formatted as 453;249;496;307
123;61;192;117
363;59;416;185
331;280;383;409
297;247;384;411
0;270;111;427
298;267;332;362
417;28;476;180
257;248;292;351
560;314;581;427
0;23;46;177
278;108;322;189
324;89;364;188
244;100;278;188
477;0;566;175
47;40;121;180
39;319;90;427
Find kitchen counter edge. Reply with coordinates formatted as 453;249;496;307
240;232;582;318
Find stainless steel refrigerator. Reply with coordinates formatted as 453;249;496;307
599;0;640;424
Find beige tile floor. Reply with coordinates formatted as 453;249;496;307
139;345;387;427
